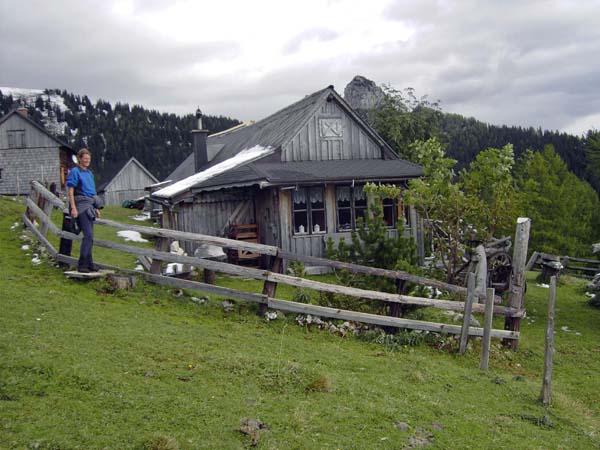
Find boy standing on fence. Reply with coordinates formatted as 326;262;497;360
67;148;102;273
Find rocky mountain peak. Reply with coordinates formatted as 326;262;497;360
343;75;385;111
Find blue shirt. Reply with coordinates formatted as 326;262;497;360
66;166;96;197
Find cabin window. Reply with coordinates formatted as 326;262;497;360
0;168;3;180
336;185;367;231
382;197;397;227
382;196;411;229
292;187;326;235
6;130;25;148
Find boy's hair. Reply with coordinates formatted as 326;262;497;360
77;148;91;159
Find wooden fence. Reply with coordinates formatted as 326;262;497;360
23;181;522;344
526;251;600;279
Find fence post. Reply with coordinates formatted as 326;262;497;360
473;244;487;302
503;217;531;349
260;254;282;315
540;276;557;406
480;287;495;371
150;237;170;275
39;188;54;238
459;272;476;354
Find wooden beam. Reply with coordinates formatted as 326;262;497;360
540;276;557;406
30;180;67;211
525;251;539;272
267;298;519;340
277;250;473;298
96;217;279;256
22;213;57;258
459;272;476;354
480;288;495;371
504;218;530;349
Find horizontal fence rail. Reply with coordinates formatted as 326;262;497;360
23;180;521;341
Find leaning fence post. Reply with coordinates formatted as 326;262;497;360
260;254;282;315
540;276;557;406
503;217;531;350
459;272;476;354
480;287;495;371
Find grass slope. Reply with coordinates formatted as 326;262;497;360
0;197;599;449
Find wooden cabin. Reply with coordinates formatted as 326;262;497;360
151;86;424;266
97;157;158;206
0;108;74;195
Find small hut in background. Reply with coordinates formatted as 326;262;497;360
0;108;74;195
98;157;158;206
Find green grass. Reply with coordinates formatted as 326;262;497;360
1;196;599;449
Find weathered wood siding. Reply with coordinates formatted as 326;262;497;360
0;115;63;195
101;161;158;206
282;100;382;162
175;188;256;254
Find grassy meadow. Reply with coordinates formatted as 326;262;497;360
0;196;599;449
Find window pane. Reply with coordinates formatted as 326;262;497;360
294;211;308;234
312;210;326;233
293;189;307;210
383;198;396;227
338;208;352;231
336;186;351;207
354;186;367;208
310;188;324;209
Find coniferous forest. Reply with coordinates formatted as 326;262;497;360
0;89;239;182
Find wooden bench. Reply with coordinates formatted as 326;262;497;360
228;224;261;266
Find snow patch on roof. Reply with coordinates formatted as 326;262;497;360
154;145;274;199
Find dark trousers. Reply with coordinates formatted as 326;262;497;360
77;210;95;270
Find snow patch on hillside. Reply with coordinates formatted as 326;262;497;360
1;86;70;136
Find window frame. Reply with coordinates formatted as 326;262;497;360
6;130;25;148
292;186;327;236
336;185;368;232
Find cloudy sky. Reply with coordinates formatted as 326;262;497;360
1;0;599;135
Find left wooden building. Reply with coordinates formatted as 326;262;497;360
0;108;74;195
97;157;158;206
151;85;424;264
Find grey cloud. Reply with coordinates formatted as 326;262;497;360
283;28;339;54
2;0;600;134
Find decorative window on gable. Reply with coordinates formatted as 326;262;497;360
292;187;326;235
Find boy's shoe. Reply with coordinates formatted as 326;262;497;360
88;265;100;272
78;267;90;273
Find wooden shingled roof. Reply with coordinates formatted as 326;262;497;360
167;85;401;184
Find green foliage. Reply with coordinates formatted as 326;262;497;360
372;86;443;154
515;145;600;256
402;139;478;283
460;144;522;238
